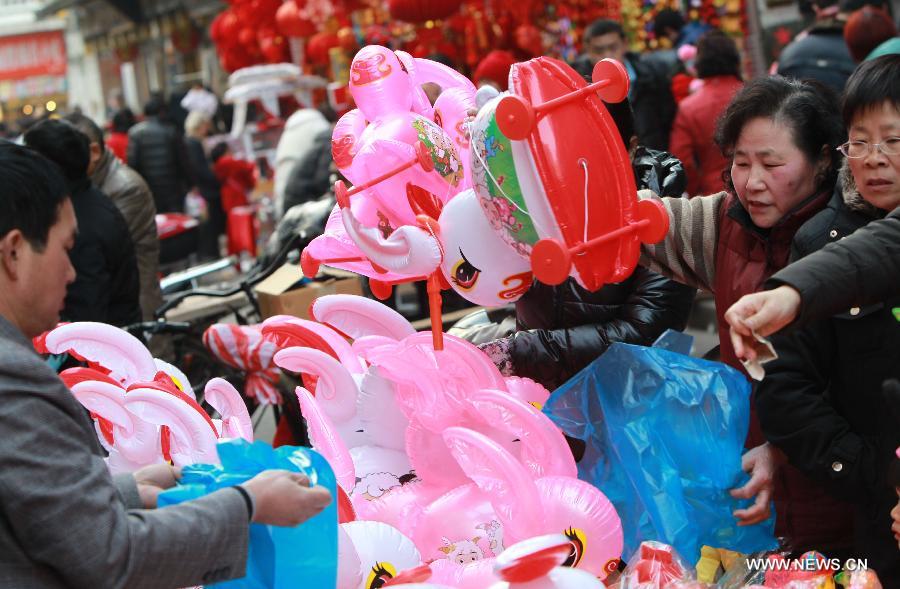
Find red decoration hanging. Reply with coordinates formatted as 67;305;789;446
306;31;340;66
388;0;462;23
276;0;316;38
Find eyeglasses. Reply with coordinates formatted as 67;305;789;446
836;137;900;158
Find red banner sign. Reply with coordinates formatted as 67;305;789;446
0;31;67;81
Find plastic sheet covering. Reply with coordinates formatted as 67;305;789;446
543;330;777;563
158;439;338;588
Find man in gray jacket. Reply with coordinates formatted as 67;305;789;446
0;143;331;588
66;112;163;320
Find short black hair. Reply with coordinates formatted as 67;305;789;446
111;108;136;133
584;19;625;43
144;95;166;118
715;76;844;195
695;30;742;79
65;112;105;153
24;119;91;184
842;55;900;127
210;141;230;163
0;143;70;251
653;9;685;38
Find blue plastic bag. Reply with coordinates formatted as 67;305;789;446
543;331;776;564
158;439;338;588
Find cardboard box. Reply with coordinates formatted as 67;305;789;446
254;263;364;320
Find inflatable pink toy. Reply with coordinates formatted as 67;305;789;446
342;521;422;589
70;380;161;471
204;378;254;442
124;385;220;467
310;294;416;342
334;188;533;307
334;45;464;230
153;358;194;399
338;526;364;589
298;387;357;496
262;315;364;374
502;376;551;409
433;88;476;188
443;427;623;580
429;557;499;589
45;321;157;385
489;534;608;589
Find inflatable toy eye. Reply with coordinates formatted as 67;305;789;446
452;249;481;291
562;527;587;568
366;561;397;588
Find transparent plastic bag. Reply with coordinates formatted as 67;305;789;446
543;331;777;563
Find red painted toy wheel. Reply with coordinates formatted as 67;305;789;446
300;248;321;278
414;140;435;172
530;238;572;285
496;95;536;140
636;198;670;244
592;59;630;103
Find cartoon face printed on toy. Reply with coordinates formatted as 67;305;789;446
438;189;533;307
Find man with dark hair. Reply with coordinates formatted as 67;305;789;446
128;96;192;212
574;19;678;151
65;112;163;321
776;0;857;92
0;143;333;588
653;8;686;48
24;119;141;327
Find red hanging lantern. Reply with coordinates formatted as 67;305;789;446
514;24;544;57
306;31;339;66
388;0;462;23
219;10;240;39
276;0;316;38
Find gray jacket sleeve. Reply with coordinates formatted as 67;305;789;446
767;207;900;326
0;364;249;589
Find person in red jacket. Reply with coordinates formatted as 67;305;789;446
211;142;257;214
669;30;744;196
105;109;135;162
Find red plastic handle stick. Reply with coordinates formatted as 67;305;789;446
345;141;434;198
533;78;612;118
426;272;444;351
570;218;649;255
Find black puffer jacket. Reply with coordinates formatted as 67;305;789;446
776;20;856;94
127;117;191;213
64;179;141;327
509;149;695;390
758;173;900;582
282;127;333;214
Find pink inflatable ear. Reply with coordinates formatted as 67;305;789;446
412;57;477;96
332;108;368;182
45;322;157;385
262;315;363;373
297;387;356;493
395;50;435;120
311;294;416;341
340;207;442;277
124;387;220;466
407;333;508;391
70;380;160;467
468;390;577;479
204;378;253;442
273;347;358;423
443;426;543;544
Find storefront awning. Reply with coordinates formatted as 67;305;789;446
38;0;143;22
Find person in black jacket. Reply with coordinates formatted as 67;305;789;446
754;56;900;582
24;119;141;327
776;0;857;93
573;19;678;151
478;101;696;390
128;96;192;213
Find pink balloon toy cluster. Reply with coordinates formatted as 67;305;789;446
260;293;624;589
41;322;254;473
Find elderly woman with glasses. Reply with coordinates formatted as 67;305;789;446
754;55;900;584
